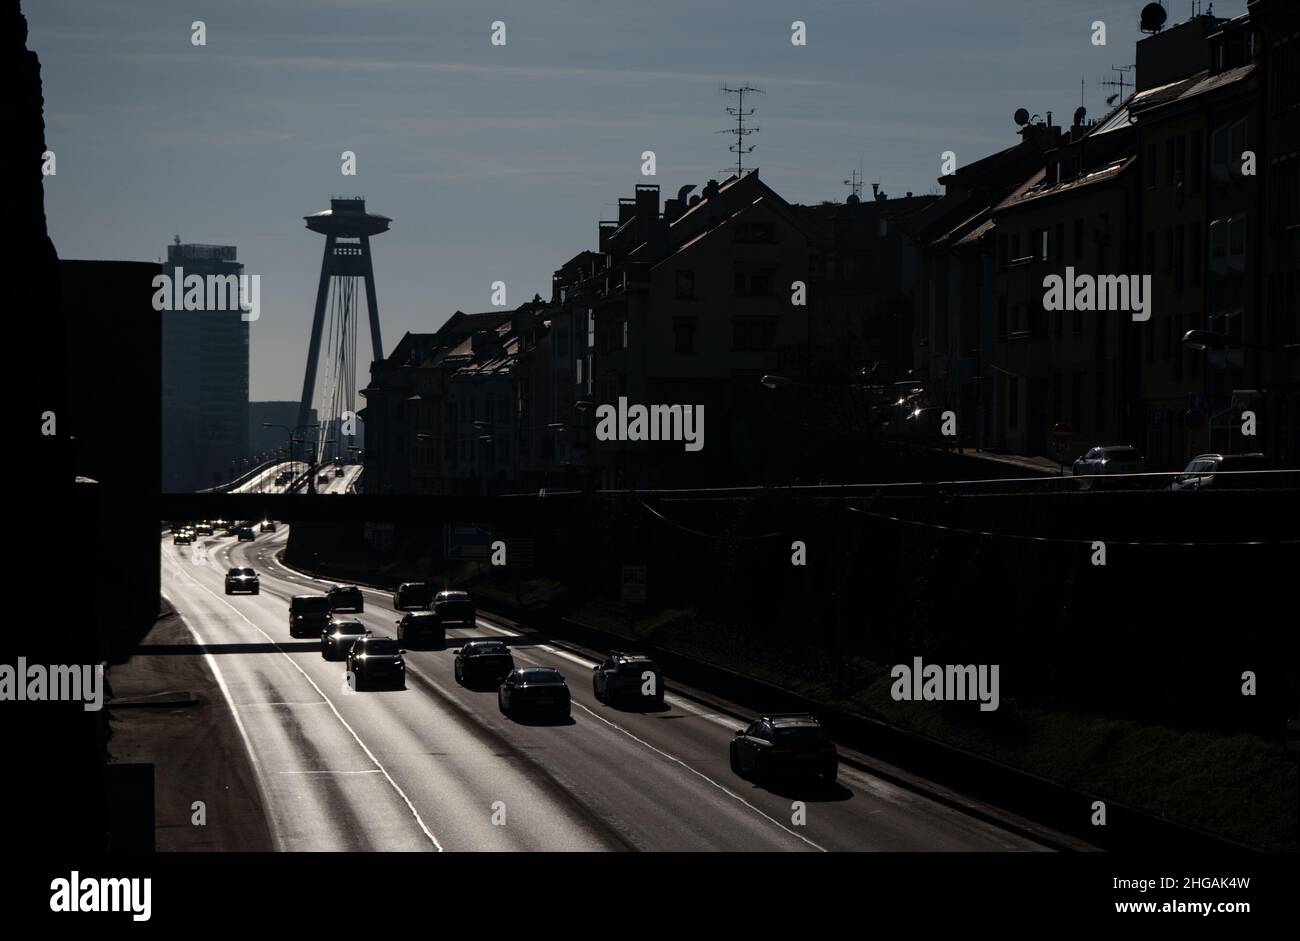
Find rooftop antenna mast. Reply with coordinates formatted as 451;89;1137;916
843;167;865;201
719;83;764;177
1099;64;1135;107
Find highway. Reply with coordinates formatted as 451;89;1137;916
160;523;1054;852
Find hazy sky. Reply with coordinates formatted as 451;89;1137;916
29;0;1245;402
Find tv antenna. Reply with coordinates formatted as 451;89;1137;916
1099;64;1135;107
718;84;764;177
843;167;866;201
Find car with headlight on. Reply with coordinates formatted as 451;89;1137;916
393;581;431;611
593;652;664;705
259;520;277;533
224;566;260;595
454;640;514;688
195;522;214;536
346;634;405;690
395;610;444;649
498;667;571;720
173;529;192;545
730;713;838;784
327;584;365;613
432;590;476;627
321;618;367;660
289;594;332;638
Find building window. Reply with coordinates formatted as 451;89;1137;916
732;317;777;352
733;263;775;297
1175;225;1185;287
734;222;775;243
1146;144;1157;189
1074;218;1085;260
1189;131;1203;194
1190;222;1202;284
675;269;695;299
673;317;696;354
1054;222;1065;262
1008;377;1019;429
997;296;1007;337
1033;228;1049;261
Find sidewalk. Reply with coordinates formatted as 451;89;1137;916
105;601;273;851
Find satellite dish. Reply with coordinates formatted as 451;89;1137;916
1140;2;1167;33
1014;108;1030;127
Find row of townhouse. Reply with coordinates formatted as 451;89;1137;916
912;2;1298;470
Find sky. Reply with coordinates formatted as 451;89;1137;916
29;0;1246;402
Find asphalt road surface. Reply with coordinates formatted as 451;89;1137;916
160;525;1054;852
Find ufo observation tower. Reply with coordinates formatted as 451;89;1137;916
295;198;390;447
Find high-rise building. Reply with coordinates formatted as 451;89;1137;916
161;239;250;490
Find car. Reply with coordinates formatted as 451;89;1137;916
237;526;255;541
321;618;368;660
172;530;192;545
453;640;515;688
395;610;444;649
593;652;664;705
1170;452;1270;491
730;713;838;784
393;582;431;611
498;667;571;720
334;466;345;478
327;584;365;613
259;520;277;533
275;471;290;486
224;566;260;595
223;524;240;537
432;590;476;627
1072;445;1145;478
195;523;214;536
289;594;333;638
346;634;405;690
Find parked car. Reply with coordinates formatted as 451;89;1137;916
1170;452;1270;491
321;618;368;660
498;667;571;720
432;590;476;627
224;566;260;595
453;640;515;688
593;652;664;705
327;584;365;613
393;582;431;611
395;610;444;649
730;713;838;784
1071;445;1146;486
289;594;332;638
346;634;405;690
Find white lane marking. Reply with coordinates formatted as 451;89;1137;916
277;770;383;775
160;548;284;852
264;551;820;846
166;549;445;852
570;699;826;852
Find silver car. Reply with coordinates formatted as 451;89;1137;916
1072;446;1145;477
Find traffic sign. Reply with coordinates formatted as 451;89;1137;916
1052;422;1073;445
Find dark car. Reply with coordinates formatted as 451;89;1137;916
237;526;255;541
432;590;476;627
289;594;332;638
498;667;570;720
730;713;838;784
224;566;260;595
454;640;514;687
328;584;365;613
321;618;368;660
393;581;431;611
334;466;345;478
396;610;444;649
173;530;192;545
346;635;405;690
593;652;664;705
195;523;214;536
1170;452;1270;491
259;520;277;533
